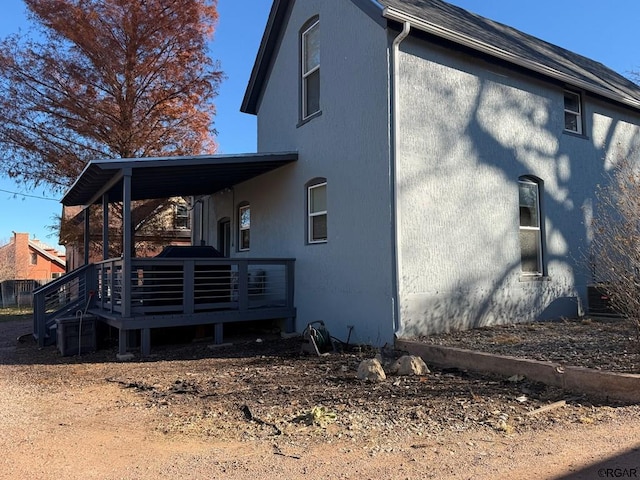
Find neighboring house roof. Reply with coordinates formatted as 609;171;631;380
62;152;298;206
29;239;66;269
242;0;640;114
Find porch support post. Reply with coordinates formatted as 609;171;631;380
83;206;91;265
118;329;127;355
141;328;151;356
102;193;109;260
214;323;223;344
121;168;132;318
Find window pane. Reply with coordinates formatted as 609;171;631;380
304;23;319;73
175;204;189;229
519;182;539;227
240;207;250;229
305;70;320;117
240;229;250;250
312;214;327;241
564;112;578;132
564;92;580;112
310;184;326;213
520;230;541;273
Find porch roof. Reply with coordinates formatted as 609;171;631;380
61;152;298;206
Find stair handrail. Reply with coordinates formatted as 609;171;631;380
33;263;97;346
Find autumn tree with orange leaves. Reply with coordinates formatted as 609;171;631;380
0;0;222;256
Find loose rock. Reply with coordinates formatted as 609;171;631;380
357;358;386;382
389;355;430;376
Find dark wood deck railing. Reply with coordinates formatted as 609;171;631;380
94;257;295;317
34;257;295;354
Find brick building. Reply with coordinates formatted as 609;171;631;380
0;232;66;282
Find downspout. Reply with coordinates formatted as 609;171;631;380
390;21;410;336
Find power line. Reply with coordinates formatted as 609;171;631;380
0;188;59;202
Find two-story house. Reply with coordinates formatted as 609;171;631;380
46;0;640;353
192;0;640;344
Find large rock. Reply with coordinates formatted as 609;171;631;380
357;358;387;382
389;355;430;376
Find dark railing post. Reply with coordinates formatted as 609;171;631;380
286;260;295;308
183;260;195;314
238;260;249;311
33;288;46;347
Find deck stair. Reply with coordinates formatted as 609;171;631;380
33;264;96;347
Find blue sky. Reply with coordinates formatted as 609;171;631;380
0;0;638;248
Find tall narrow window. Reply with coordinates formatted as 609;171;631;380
519;177;543;275
564;90;582;134
301;18;320;120
174;203;190;229
238;204;250;251
308;180;327;243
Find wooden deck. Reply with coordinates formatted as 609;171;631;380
34;257;296;355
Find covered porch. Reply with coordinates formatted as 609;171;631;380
33;152;298;356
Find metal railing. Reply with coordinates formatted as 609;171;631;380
33;257;295;347
32;264;96;347
95;257;295;317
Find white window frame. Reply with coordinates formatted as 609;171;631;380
238;204;250;251
308;181;327;244
564;90;583;135
518;177;543;276
174;203;190;230
301;19;320;120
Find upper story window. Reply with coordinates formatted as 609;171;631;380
238;203;250;251
301;18;320;121
30;252;37;265
564;90;583;135
519;176;543;276
307;179;327;243
174;203;190;229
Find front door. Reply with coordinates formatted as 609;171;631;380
218;218;231;257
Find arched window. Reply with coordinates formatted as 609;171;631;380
306;178;327;244
518;176;543;275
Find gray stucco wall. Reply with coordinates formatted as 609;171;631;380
205;0;395;345
395;35;640;336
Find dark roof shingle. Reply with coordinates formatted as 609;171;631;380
380;0;640;107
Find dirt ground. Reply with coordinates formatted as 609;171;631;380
2;317;640;480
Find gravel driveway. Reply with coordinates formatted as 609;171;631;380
2;317;639;479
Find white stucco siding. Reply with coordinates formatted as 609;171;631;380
395;37;640;336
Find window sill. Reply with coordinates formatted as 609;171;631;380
562;129;588;140
519;274;550;282
307;240;327;245
297;110;322;128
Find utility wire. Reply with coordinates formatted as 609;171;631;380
0;187;59;201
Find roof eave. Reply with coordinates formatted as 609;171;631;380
383;6;640;111
241;0;288;115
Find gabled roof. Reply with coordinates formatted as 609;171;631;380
242;0;640;114
380;0;640;108
62;152;298;206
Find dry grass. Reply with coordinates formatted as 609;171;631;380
0;306;33;323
